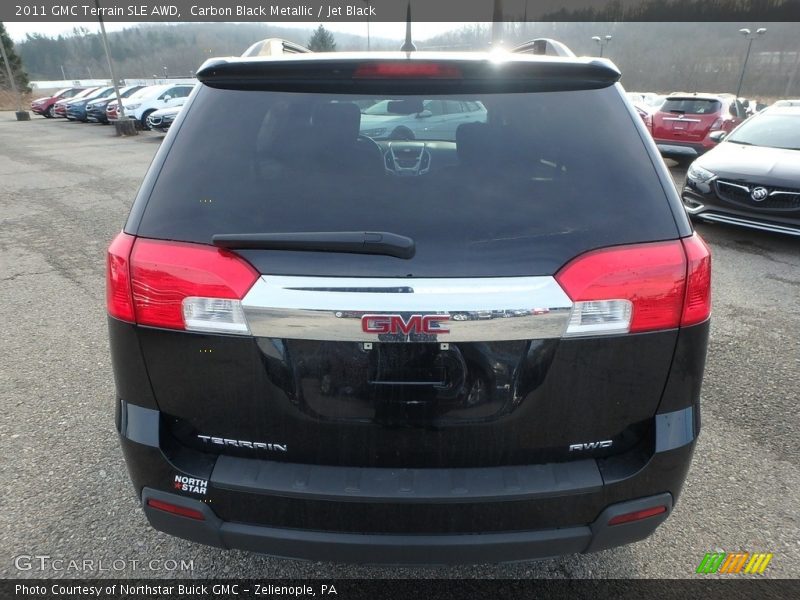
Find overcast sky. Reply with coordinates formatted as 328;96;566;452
4;21;463;42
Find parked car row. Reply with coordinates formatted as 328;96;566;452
681;100;800;237
29;82;195;130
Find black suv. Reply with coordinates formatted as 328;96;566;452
108;41;711;564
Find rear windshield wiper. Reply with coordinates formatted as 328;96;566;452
212;231;416;259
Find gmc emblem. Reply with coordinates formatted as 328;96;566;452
361;314;450;335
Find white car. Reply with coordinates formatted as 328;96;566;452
359;99;487;141
121;83;195;129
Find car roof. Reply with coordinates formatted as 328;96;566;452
762;106;800;116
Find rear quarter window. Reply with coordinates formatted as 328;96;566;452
133;84;679;278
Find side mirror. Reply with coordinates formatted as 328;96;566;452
709;130;727;143
163;95;171;102
416;109;433;119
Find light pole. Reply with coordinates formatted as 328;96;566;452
591;35;613;57
362;0;371;51
735;27;767;99
94;0;135;135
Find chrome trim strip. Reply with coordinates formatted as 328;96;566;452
716;180;750;193
717;180;800;198
663;117;702;123
241;276;573;342
696;213;800;237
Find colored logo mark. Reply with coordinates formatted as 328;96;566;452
696;552;773;574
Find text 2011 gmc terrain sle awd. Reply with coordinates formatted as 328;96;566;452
108;43;711;564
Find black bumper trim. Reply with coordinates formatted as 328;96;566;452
211;454;602;503
142;487;671;564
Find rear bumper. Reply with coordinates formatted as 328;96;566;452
118;400;697;563
142;486;671;564
655;140;711;158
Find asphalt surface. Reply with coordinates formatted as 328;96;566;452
1;112;798;580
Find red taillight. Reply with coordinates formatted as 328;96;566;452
146;498;205;521
710;118;723;130
607;505;667;526
107;235;259;332
557;240;688;334
106;232;136;322
353;62;462;79
680;233;712;326
129;239;259;330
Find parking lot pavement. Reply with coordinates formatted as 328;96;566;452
1;113;798;579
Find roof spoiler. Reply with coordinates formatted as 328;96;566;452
510;38;576;58
242;38;311;58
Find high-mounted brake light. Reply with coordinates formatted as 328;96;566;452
556;237;710;337
106;235;259;334
353;62;462;79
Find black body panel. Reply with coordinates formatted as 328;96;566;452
111;53;709;561
130;322;677;468
119;395;691;551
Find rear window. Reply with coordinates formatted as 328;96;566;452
134;85;678;277
661;98;721;115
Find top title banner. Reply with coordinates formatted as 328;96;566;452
4;0;800;22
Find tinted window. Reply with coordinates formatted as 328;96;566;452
135;86;677;277
661;98;721;115
425;100;445;115
171;86;192;98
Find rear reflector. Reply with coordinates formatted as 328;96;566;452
353;62;462;79
607;505;667;526
146;498;205;521
106;235;259;334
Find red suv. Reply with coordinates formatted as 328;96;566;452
30;87;84;118
652;93;745;163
